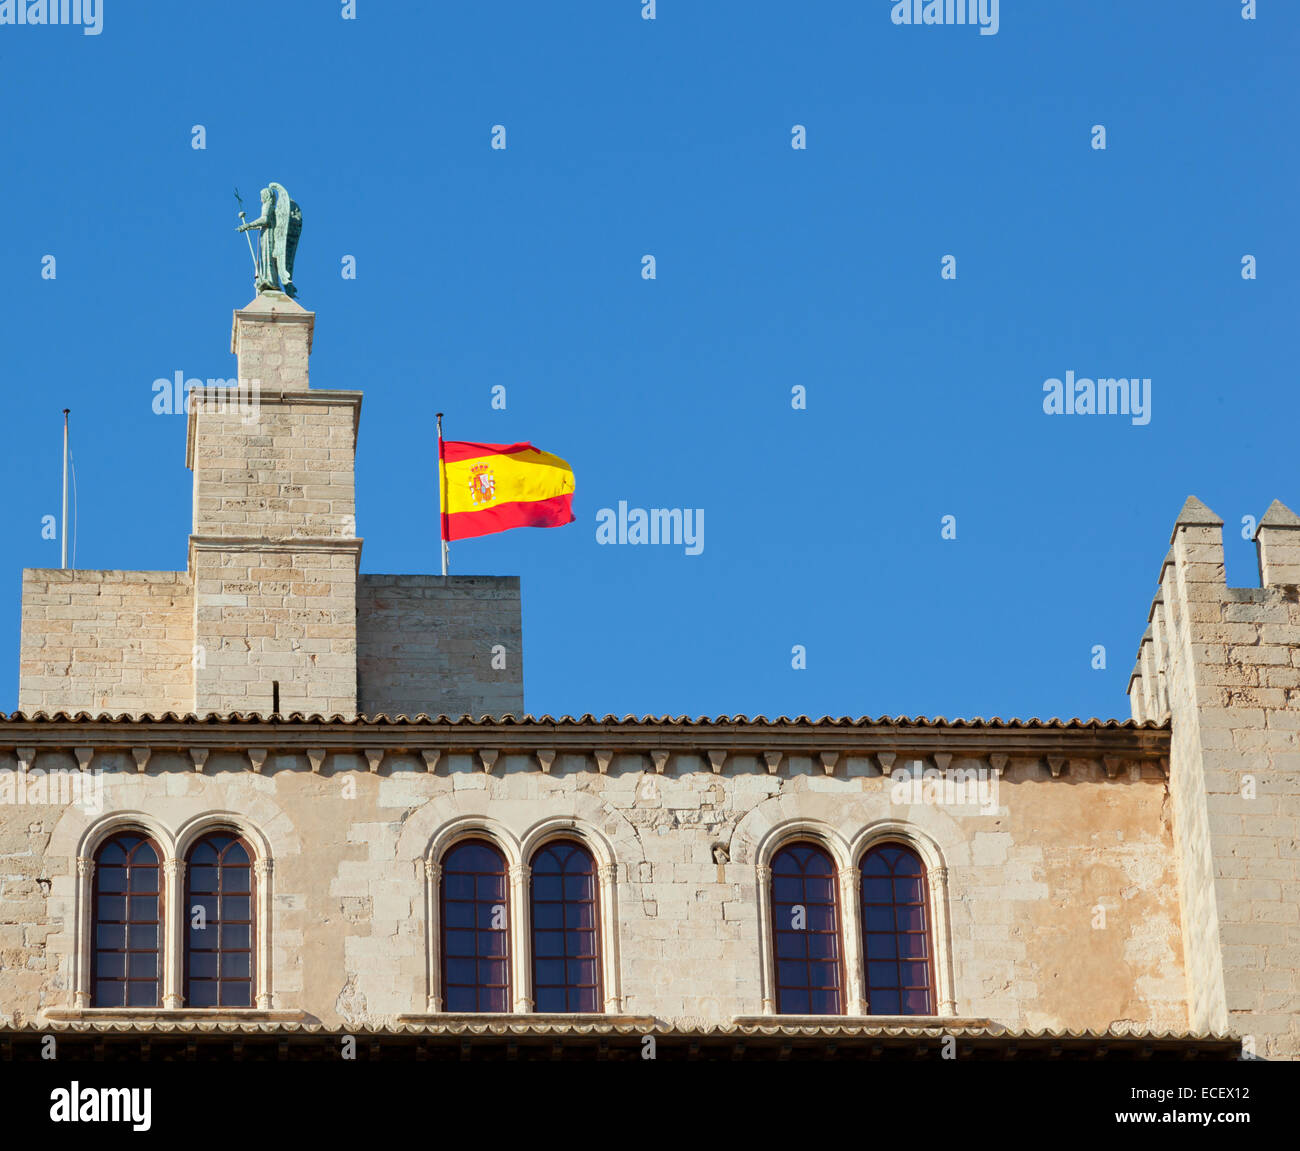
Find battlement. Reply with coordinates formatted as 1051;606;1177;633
1129;498;1300;724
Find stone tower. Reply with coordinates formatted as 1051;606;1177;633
188;294;362;716
18;295;523;719
1128;497;1300;1060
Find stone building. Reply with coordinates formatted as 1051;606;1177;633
0;295;1294;1060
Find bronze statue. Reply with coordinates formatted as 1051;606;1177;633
236;183;302;298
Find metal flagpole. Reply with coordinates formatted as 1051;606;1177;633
436;412;449;576
60;408;69;570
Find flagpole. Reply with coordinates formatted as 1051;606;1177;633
60;408;70;570
436;412;449;576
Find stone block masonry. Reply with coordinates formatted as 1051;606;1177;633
0;729;1185;1036
357;576;523;717
16;293;523;719
18;570;192;715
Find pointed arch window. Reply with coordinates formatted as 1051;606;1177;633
860;843;935;1015
770;842;843;1015
91;833;162;1008
441;839;511;1012
530;841;601;1013
185;832;254;1008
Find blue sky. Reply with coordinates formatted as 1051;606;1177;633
0;1;1294;721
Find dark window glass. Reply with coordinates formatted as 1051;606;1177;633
185;833;254;1008
441;839;511;1012
770;843;843;1015
91;834;161;1008
860;844;934;1015
530;841;601;1013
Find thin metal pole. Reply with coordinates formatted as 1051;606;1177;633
436;412;449;576
60;408;69;570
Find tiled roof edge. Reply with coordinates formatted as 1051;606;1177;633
0;710;1168;730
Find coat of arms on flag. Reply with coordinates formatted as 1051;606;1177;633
468;462;496;506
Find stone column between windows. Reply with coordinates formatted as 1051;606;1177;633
598;864;621;1014
839;867;866;1016
163;859;184;1008
508;863;531;1013
424;860;442;1013
254;859;273;1009
74;857;94;1008
756;864;774;1014
930;866;957;1015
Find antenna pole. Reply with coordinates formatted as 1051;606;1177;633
60;408;69;570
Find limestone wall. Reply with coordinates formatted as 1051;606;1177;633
17;570;193;716
191;542;359;717
185;388;360;542
0;742;1185;1035
356;576;523;718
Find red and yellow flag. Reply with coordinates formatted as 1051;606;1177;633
439;440;576;541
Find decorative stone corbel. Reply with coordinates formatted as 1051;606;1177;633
190;748;209;774
875;751;896;774
477;749;499;774
650;749;670;775
247;748;268;774
74;747;94;773
707;750;728;775
16;747;35;774
307;749;326;774
131;747;152;774
988;753;1008;778
1102;756;1124;779
933;752;952;772
421;749;441;774
364;749;385;774
535;749;555;774
819;752;838;776
594;750;615;775
763;752;783;775
1046;756;1066;779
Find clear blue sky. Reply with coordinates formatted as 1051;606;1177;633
0;1;1295;721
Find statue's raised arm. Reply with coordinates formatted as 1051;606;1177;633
235;183;303;299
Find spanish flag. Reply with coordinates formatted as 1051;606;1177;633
439;438;576;542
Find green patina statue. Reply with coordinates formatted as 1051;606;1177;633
235;183;302;298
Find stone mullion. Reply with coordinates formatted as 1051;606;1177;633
839;866;865;1016
509;864;532;1013
163;859;184;1008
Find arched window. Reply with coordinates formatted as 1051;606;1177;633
91;833;162;1008
185;832;254;1008
530;840;601;1013
860;843;934;1015
770;842;843;1015
441;839;511;1012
